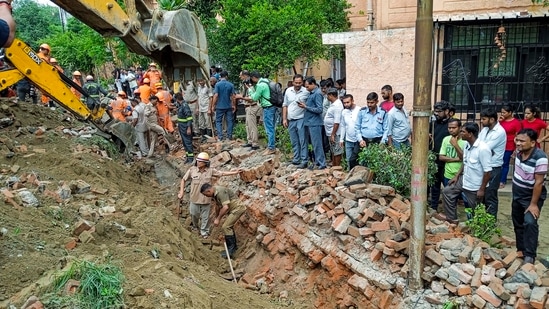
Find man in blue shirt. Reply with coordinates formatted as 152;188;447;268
210;71;236;141
355;92;387;148
301;77;326;169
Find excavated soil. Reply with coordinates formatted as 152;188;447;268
0;101;296;309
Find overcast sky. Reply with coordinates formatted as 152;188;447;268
34;0;56;6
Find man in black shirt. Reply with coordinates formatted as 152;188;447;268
429;101;451;211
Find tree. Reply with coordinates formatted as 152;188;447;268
13;0;62;48
208;0;350;77
532;0;549;5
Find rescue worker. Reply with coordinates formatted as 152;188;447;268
177;152;241;238
71;71;83;100
200;183;246;258
143;63;162;94
182;80;199;135
109;91;131;122
154;82;174;133
131;94;149;157
49;58;63;73
37;43;51;106
138;78;151;103
175;92;194;163
146;96;172;156
82;75;107;110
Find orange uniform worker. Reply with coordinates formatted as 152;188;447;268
143;63;162;94
37;43;51;106
49;58;63;73
71;71;83;100
110;91;131;122
138;78;151;104
154;83;174;133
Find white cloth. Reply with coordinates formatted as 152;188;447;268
462;139;493;191
197;84;212;112
324;99;343;136
283;86;309;120
478;122;506;167
132;102;148;133
339;106;360;143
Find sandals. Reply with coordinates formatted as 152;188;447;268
433;212;458;224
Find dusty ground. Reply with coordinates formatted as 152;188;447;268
0;101;296;309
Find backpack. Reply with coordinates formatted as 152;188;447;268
260;80;283;107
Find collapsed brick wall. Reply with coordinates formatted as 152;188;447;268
182;144;549;308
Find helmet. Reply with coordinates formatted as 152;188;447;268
196;152;210;162
86;75;94;81
143;78;150;84
118;91;126;97
73;71;81;76
149;62;157;67
49;58;58;64
154;82;163;89
39;43;50;52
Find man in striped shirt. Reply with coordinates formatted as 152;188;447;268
512;128;548;265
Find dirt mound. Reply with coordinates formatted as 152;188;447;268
0;101;289;309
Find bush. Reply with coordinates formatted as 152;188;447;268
465;203;501;244
357;144;438;197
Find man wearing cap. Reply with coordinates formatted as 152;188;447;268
138;78;151;104
146;96;172;156
200;183;246;257
82;75;107;110
131;96;149;157
178;153;241;238
143;63;162;93
71;71;83;100
155;83;174;133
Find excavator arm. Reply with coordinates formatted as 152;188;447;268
3;39;136;154
50;0;210;85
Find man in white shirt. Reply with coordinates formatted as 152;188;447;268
282;74;309;168
478;108;506;218
440;122;492;223
131;97;149;157
339;94;361;171
196;78;213;139
324;88;344;167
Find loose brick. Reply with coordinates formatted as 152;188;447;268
370;248;383;261
388;198;408;211
371;218;390;232
379;290;393;309
488;280;510;301
72;219;93;236
347;225;360;238
475;285;502;307
503;250;518;267
457;284;472;296
347;274;369;291
471;294;487;308
425;248;446;266
331;214;352;234
359;227;375;237
530;287;548;309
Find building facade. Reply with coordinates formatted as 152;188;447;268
323;0;549;116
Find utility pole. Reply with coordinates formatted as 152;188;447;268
409;0;433;291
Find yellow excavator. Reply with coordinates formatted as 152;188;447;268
0;0;210;154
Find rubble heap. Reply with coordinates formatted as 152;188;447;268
188;144;549;309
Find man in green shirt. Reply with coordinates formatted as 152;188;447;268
439;118;468;208
200;183;246;258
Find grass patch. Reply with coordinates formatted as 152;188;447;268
44;259;125;309
77;135;120;159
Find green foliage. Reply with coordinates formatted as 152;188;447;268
209;0;350;76
234;121;291;154
233;121;248;140
46;259;124;309
358;144;438;197
13;0;62;47
185;0;220;24
157;0;186;10
532;0;549;6
465;203;501;244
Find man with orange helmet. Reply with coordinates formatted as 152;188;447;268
177;152;240;238
154;83;174;133
37;43;51;106
109;91;131;122
146;95;173;156
71;71;83;100
138;78;151;103
143;62;162;93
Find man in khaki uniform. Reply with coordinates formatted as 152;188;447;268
200;183;246;258
178;152;240;238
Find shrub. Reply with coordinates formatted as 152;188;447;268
357;144;438;197
465;203;501;244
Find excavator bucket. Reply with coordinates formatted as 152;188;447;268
104;121;137;156
50;0;210;84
